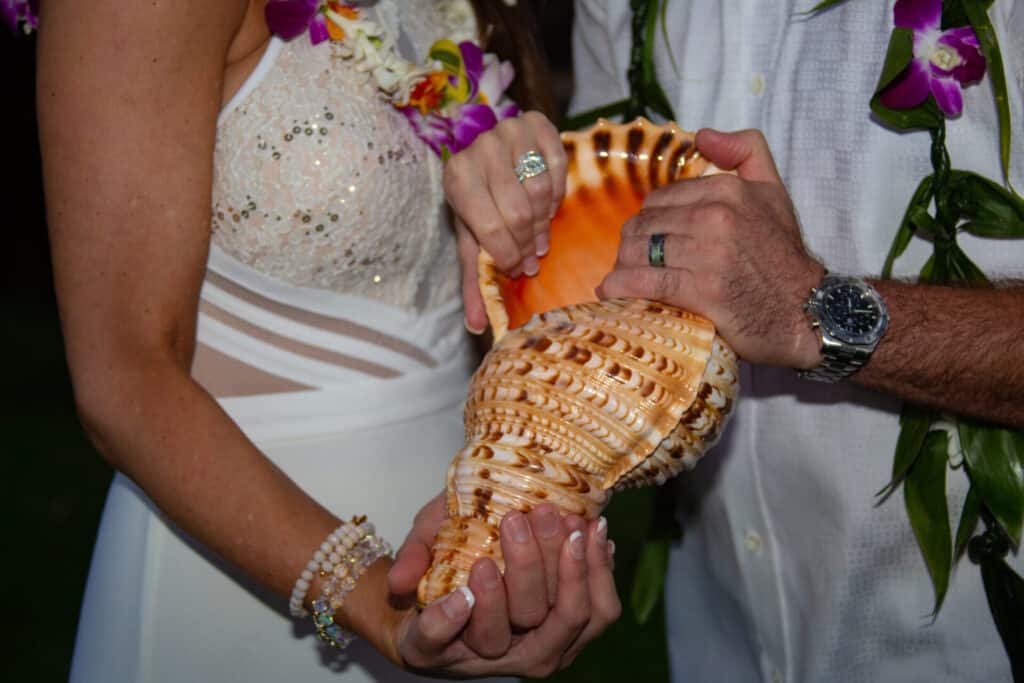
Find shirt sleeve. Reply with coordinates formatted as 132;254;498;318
569;0;632;116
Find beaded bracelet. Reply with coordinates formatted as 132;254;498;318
288;516;375;618
311;529;393;650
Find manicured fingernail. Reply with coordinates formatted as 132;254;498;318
442;586;475;619
569;530;585;560
608;540;616;557
533;506;560;539
535;234;549;257
597;516;608;544
523;256;540;277
474;559;501;590
464;316;486;335
505;511;530;543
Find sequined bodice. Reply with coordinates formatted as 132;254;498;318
211;2;469;312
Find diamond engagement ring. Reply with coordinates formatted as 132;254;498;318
648;233;667;268
515;150;548;183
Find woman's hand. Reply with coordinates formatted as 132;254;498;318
444;111;568;334
379;494;620;678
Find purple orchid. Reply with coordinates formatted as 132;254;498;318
265;0;338;45
398;41;518;157
2;0;39;34
879;0;986;117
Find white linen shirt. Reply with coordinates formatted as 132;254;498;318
571;2;1024;681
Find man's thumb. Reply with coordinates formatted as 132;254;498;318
696;128;783;184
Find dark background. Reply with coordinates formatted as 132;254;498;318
1;4;670;681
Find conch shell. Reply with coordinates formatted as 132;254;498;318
417;119;739;606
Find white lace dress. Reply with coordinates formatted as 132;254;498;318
70;3;506;681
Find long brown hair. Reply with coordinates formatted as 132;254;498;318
469;0;554;118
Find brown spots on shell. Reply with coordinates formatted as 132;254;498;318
668;139;693;181
640;380;656;398
514;361;533;376
590;330;616;347
630;345;645;359
565;346;593;364
479;468;491;480
650;131;675;188
472;445;495;460
523;335;553;352
533;489;549;500
603;174;619;197
607;362;621;378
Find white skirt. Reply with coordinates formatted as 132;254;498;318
69;351;513;682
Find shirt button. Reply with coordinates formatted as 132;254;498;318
750;73;765;96
744;529;763;555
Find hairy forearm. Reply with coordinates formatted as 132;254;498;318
77;360;340;600
853;280;1024;427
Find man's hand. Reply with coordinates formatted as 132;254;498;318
598;128;826;369
385;493;620;678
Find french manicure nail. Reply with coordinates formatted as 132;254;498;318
505;511;530;543
464;316;485;335
597;516;608;544
523;256;540;277
442;586;475;619
569;530;585;560
535;234;550;257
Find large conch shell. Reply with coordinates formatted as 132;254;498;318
417;119;740;606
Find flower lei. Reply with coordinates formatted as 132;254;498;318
573;0;1024;672
1;0;37;34
264;0;519;158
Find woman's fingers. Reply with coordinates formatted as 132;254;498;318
462;558;513;658
455;218;488;334
400;587;474;668
445;142;524;277
444;111;565;281
523;110;568;229
563;516;621;664
527;504;569;604
499;510;551;629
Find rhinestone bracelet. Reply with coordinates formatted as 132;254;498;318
289;517;375;618
312;529;393;650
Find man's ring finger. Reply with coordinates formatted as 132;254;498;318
648;233;667;268
515;150;548;183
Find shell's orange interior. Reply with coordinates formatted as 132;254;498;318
497;186;645;331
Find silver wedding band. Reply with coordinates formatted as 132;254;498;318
515;150;548;183
648;233;667;268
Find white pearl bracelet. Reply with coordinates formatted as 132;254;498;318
289;517;374;617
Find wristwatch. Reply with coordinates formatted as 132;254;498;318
799;275;890;383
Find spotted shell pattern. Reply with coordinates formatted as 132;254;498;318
417;121;740;606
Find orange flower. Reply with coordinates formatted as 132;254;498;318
325;2;358;41
409;72;449;114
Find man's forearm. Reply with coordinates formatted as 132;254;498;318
854;280;1024;427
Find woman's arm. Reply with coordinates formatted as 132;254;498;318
38;0;344;612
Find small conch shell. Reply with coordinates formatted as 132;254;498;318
417;119;739;606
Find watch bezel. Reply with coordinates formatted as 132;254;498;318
809;276;889;346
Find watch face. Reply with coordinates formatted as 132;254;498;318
820;281;887;345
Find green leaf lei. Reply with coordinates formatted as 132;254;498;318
568;0;1024;674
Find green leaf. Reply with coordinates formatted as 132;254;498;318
978;555;1024;680
954;485;981;562
948;243;992;286
963;1;1017;192
630;537;670;625
959;422;1024;546
869;28;945;131
871;95;945;132
883;175;934;278
879;404;934;497
905;430;953;614
802;0;855;13
562;100;630;131
659;0;680;76
948;170;1024;237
